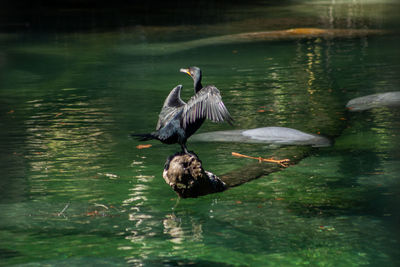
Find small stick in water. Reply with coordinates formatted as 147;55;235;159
57;203;70;217
232;152;290;167
94;203;109;210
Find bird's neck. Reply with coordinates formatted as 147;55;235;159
194;79;203;93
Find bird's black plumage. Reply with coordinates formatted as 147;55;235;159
133;66;233;153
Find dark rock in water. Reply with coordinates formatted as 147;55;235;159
163;152;226;198
346;91;400;111
191;127;331;147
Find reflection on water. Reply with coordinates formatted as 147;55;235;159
0;0;400;266
23;92;117;201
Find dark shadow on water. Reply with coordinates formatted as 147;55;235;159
0;0;290;33
0;248;22;259
157;259;235;267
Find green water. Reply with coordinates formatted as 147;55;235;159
1;1;400;266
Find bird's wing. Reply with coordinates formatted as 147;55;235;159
156;85;186;130
182;85;233;128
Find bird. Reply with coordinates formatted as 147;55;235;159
133;66;233;153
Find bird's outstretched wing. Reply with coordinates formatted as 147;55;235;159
156;85;186;130
182;85;233;128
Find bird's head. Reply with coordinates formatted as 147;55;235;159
180;66;202;80
180;66;203;93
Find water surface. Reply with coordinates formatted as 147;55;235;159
0;1;399;266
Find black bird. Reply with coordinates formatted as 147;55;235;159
134;66;233;153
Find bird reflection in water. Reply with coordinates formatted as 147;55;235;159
163;213;203;246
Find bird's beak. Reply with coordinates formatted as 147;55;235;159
180;68;191;77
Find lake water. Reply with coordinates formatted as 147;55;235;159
1;0;399;266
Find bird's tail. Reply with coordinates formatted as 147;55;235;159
130;133;156;141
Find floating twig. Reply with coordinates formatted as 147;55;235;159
94;203;109;210
232;152;290;167
57;202;70;217
136;144;152;149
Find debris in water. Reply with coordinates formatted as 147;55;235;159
94;203;109;210
136;144;152;149
232;152;290;167
57;203;70;217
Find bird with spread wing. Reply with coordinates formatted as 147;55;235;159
133;66;233;153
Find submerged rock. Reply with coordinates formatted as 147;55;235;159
191;127;331;147
117;28;387;56
346;91;400;111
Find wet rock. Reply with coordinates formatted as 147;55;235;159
163;152;226;198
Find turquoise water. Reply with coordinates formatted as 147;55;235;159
1;1;400;266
